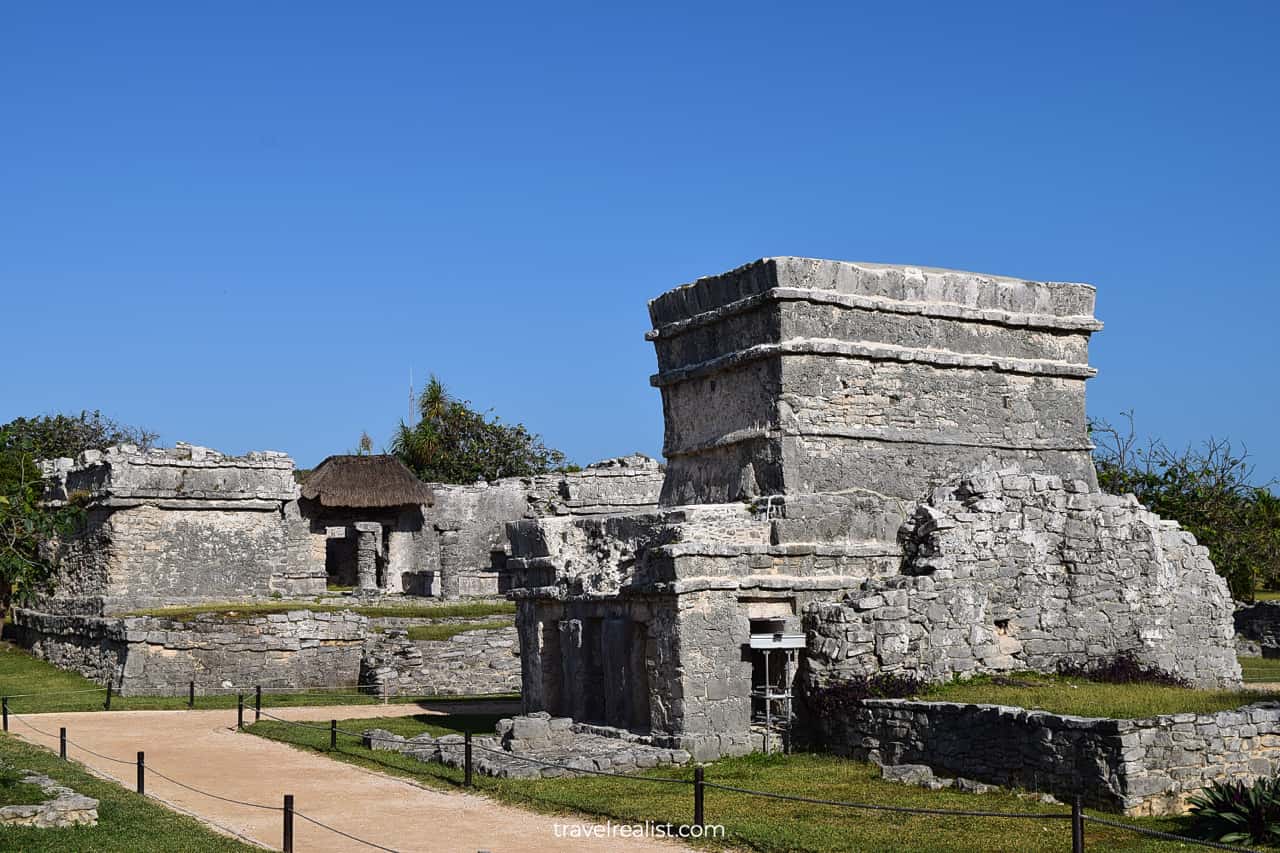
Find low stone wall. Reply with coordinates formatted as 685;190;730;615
14;608;367;693
1236;601;1280;656
820;698;1280;815
360;626;520;696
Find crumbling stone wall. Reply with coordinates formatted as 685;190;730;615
13;609;367;693
360;626;520;696
821;698;1280;815
421;455;664;598
803;470;1239;689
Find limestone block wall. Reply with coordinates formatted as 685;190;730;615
14;608;367;693
39;444;319;612
820;698;1280;815
803;471;1240;690
424;456;663;598
360;626;520;696
646;258;1101;509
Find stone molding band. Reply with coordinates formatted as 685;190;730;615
662;424;1095;459
645;286;1104;342
650;338;1097;388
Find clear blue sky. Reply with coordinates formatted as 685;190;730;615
3;2;1277;480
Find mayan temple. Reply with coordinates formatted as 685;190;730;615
506;257;1238;760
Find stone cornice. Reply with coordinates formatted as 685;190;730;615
650;337;1097;388
645;286;1103;342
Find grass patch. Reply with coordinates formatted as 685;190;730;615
1240;656;1280;684
1253;591;1280;601
119;599;516;621
922;672;1270;718
0;733;258;852
0;779;47;806
402;620;514;641
249;715;1202;853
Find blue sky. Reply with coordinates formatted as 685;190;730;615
3;2;1277;480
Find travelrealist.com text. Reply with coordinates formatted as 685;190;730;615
552;820;727;839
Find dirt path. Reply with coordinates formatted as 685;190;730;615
9;703;691;852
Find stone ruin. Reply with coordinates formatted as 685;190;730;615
20;443;662;692
34;445;664;614
38;443;311;614
506;257;1239;761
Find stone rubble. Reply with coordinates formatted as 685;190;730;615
0;769;99;829
363;712;691;780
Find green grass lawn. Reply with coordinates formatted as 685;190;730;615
1241;656;1280;683
119;599;516;620
401;619;514;641
0;733;258;852
0;779;48;806
0;641;517;714
920;672;1271;718
248;712;1209;853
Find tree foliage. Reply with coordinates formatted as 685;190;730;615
0;411;158;608
1091;412;1280;601
390;377;567;484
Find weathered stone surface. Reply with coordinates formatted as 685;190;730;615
804;470;1239;689
822;698;1280;815
13;609;367;693
419;455;664;598
360;625;520;697
648;258;1099;507
364;713;690;780
38;444;321;614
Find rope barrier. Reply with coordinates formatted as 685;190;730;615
10;696;1270;852
1082;813;1263;852
701;780;1071;820
7;712;136;766
0;686;108;698
145;766;283;811
293;810;406;852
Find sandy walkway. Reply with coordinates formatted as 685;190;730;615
9;703;690;852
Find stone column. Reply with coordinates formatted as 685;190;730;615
354;522;382;595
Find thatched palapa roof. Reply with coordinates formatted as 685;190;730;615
301;455;434;508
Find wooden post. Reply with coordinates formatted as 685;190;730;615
693;766;705;827
1072;795;1085;853
2;697;7;732
59;727;67;759
104;684;112;711
283;794;294;853
255;685;262;723
136;751;145;795
330;719;337;751
237;693;244;729
188;680;195;709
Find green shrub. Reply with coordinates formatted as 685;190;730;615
1055;651;1190;688
1188;776;1280;845
807;673;925;719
